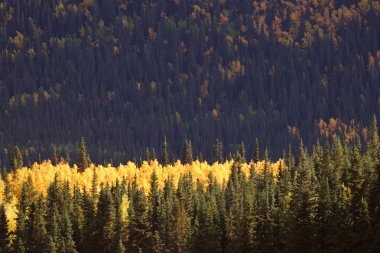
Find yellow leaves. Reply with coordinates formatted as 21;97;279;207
368;53;376;70
4;197;18;232
6;159;285;199
9;31;24;49
0;175;4;205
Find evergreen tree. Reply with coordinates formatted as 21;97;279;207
116;239;125;253
239;142;246;163
213;139;223;163
52;145;59;166
0;204;8;253
287;143;317;253
145;148;151;162
254;138;260;163
60;210;78;253
95;187;116;253
182;140;193;164
77;137;90;172
82;188;96;253
27;195;49;253
127;187;152;253
10;145;23;171
162;137;169;166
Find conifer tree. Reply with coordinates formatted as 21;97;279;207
145;148;151;162
116;239;125;253
287;143;317;253
10;145;23;171
239;142;246;163
95;187;116;253
60;210;78;253
127;187;152;253
254;138;260;163
162;137;169;166
27;195;49;253
213;139;223;163
151;148;157;161
0;204;8;253
77;137;90;172
182;140;193;164
82;188;96;253
72;185;84;252
52;145;59;166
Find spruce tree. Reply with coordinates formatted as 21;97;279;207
27;195;49;253
213;139;223;163
77;137;90;172
10;145;23;171
238;142;246;163
52;145;59;166
145;148;151;162
254;138;260;163
116;239;125;253
162;137;169;166
95;187;116;253
182;140;193;164
127;187;152;253
0;204;8;253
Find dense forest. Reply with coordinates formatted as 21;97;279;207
1;0;380;164
0;118;380;253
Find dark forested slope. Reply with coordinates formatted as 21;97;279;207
0;0;380;164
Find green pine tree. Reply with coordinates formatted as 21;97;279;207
182;140;193;164
52;145;59;166
0;204;8;253
77;137;90;172
254;138;260;163
162;137;169;166
213;139;223;163
10;145;23;171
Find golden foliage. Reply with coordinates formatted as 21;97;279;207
5;159;284;199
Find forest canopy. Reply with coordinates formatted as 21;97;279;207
0;0;380;164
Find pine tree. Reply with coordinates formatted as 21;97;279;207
182;140;193;164
13;238;26;253
82;188;96;253
116;239;125;253
71;185;84;252
27;195;49;253
162;137;169;166
127;187;152;253
95;187;116;253
151;148;157;161
77;137;90;172
0;204;8;253
254;138;260;163
213;139;223;163
52;145;59;166
10;145;23;171
239;142;246;163
150;170;160;233
287;143;317;253
60;210;78;253
145;148;151;162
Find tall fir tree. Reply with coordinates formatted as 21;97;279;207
162;137;169;166
182;140;193;164
213;138;223;163
254;138;260;163
77;137;90;172
0;204;8;253
10;145;23;171
52;145;59;166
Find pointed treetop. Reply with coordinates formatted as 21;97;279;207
254;138;260;163
162;136;169;166
10;145;23;171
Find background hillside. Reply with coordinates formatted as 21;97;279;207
1;0;380;164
